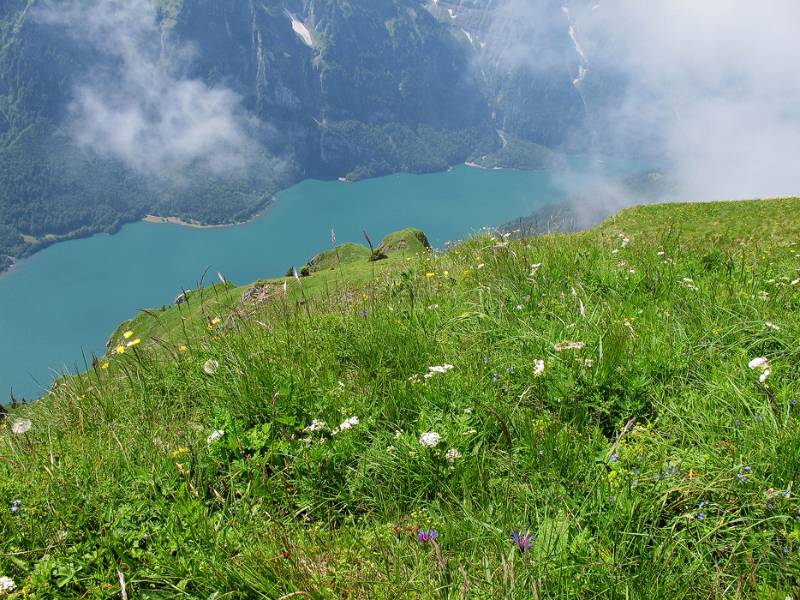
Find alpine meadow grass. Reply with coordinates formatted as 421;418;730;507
1;198;800;598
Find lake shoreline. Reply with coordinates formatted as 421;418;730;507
142;195;277;230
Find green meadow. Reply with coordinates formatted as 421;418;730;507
2;198;800;598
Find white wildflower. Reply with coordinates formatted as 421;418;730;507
621;237;630;248
419;431;442;448
445;448;462;463
748;357;772;383
303;420;327;433
581;358;595;368
338;416;359;431
207;429;225;444
203;359;219;375
394;430;404;439
0;577;15;593
791;279;800;286
516;305;524;311
424;364;454;379
533;359;545;377
611;249;619;255
428;304;439;310
657;251;665;256
463;429;477;436
10;419;31;435
554;341;585;352
765;322;781;331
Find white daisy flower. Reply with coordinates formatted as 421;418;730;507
748;357;772;383
533;359;545;377
203;359;219;375
0;577;15;593
424;364;454;379
10;419;31;435
338;416;359;431
419;431;441;448
207;429;225;444
445;448;462;463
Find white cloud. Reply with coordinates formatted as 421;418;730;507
489;0;800;202
36;0;264;180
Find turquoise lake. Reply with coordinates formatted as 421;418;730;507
0;163;627;399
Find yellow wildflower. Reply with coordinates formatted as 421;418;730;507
178;345;188;353
211;316;222;325
115;345;126;355
126;338;141;348
123;330;134;339
171;447;189;458
426;272;435;278
443;270;449;277
100;362;110;370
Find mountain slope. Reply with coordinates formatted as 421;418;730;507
0;0;598;273
2;198;799;597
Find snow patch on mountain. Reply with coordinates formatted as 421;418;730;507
289;15;314;48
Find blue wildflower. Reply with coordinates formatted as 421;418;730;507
417;529;438;543
791;399;798;407
483;356;489;365
699;501;706;509
744;466;752;472
784;546;790;555
610;454;619;463
697;513;706;520
510;530;533;553
362;310;369;318
492;373;500;382
10;500;20;514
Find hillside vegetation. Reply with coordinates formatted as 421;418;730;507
2;199;800;598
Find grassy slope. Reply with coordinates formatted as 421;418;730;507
2;199;800;598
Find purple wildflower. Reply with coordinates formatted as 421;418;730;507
610;454;619;463
417;529;439;543
362;310;369;318
510;530;533;553
697;513;706;520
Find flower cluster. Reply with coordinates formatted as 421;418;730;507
417;529;438;543
0;577;16;594
748;357;771;383
419;431;441;448
424;364;454;379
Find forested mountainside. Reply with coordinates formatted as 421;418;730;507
0;0;593;270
